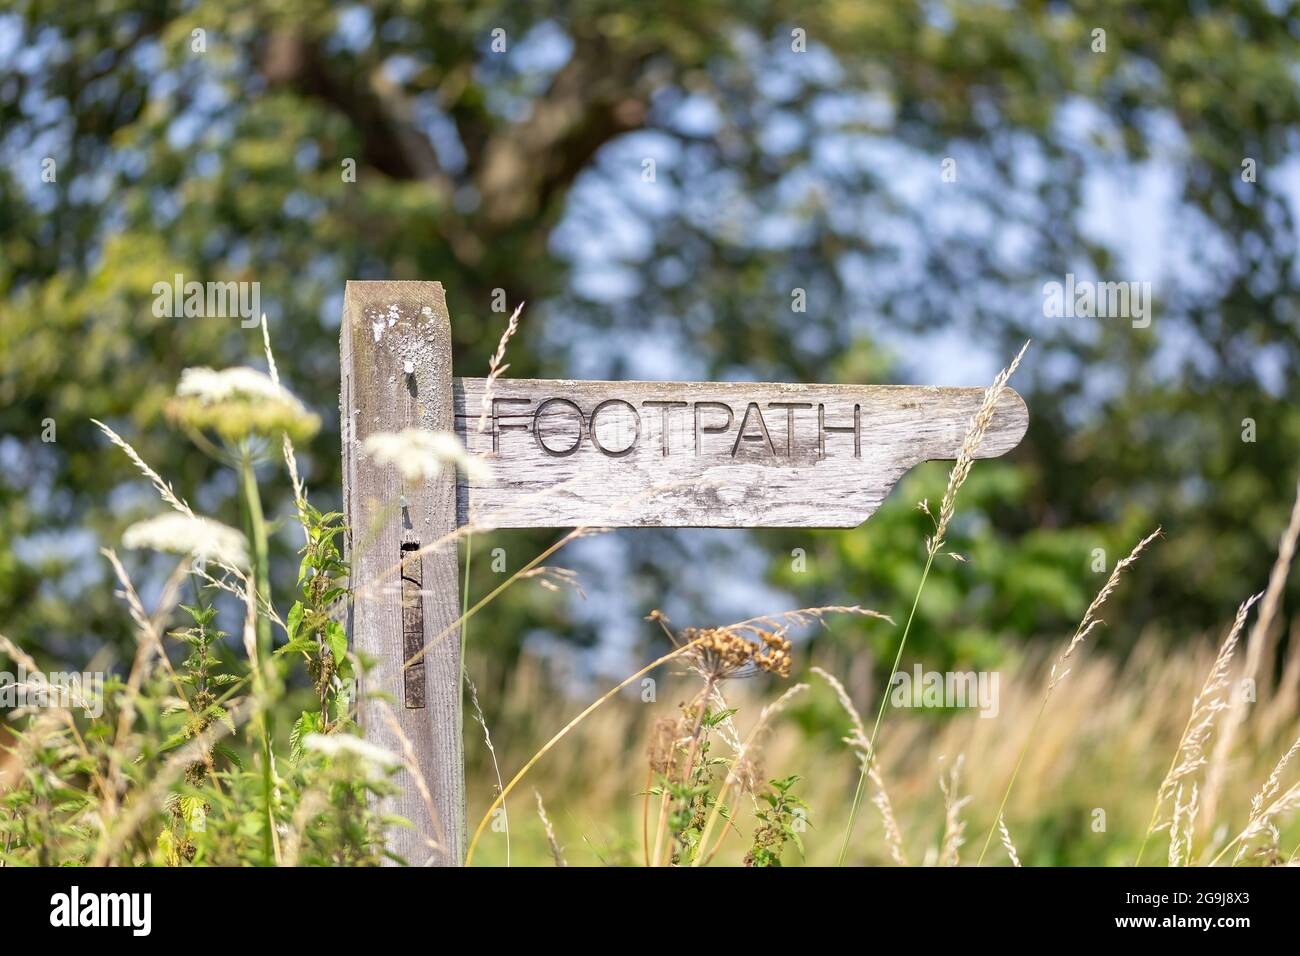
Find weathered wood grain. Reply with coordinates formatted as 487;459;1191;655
341;280;464;865
452;379;1028;528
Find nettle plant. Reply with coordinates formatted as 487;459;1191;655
0;322;443;866
637;614;869;867
643;617;809;867
279;502;353;755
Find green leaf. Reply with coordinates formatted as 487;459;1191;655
156;828;179;867
209;705;235;734
326;619;348;665
275;636;317;657
213;744;243;770
157;732;188;752
290;710;322;761
180;795;207;831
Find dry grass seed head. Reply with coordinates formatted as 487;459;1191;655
1050;527;1162;691
1233;780;1300;853
477;302;525;434
1201;483;1300;835
929;341;1029;555
518;565;587;600
1245;734;1300;836
534;790;566;867
1150;591;1262;856
937;754;971;867
997;815;1022;867
811;665;907;864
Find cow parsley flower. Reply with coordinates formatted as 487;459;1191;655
302;733;402;777
362;429;492;483
122;513;250;569
166;366;320;443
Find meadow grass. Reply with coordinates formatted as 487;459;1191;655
465;608;1300;866
3;328;1300;868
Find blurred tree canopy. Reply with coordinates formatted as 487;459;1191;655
2;1;1299;671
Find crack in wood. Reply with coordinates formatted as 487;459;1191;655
399;543;426;710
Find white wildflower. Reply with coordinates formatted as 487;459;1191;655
176;366;302;408
168;366;320;442
122;513;249;569
363;429;492;483
302;733;402;774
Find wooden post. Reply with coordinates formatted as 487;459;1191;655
340;280;464;866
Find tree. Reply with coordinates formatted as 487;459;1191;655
2;1;1299;665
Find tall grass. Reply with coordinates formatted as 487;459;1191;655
4;327;1300;869
463;594;1300;866
837;341;1028;864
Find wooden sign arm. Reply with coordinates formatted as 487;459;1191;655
452;378;1028;529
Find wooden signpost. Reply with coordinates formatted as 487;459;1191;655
340;280;1028;866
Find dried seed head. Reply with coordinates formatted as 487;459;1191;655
184;760;208;787
678;626;795;681
756;631;794;678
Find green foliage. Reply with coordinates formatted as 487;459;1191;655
774;461;1148;672
0;641;397;866
664;725;727;866
278;502;353;754
0;362;398;866
746;775;809;867
3;1;1300;676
